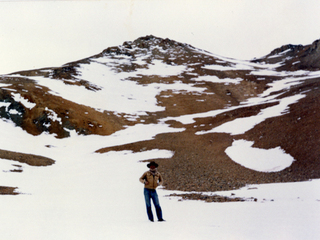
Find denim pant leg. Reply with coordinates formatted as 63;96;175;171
150;189;163;220
144;188;154;221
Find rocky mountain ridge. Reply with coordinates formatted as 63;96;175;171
253;38;320;70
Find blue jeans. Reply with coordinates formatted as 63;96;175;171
144;188;163;221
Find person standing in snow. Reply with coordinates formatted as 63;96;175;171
139;161;165;222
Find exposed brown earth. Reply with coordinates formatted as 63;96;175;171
0;186;19;195
167;193;249;202
0;149;55;166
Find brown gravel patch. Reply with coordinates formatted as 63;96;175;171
0;186;19;195
167;193;252;202
0;149;55;166
97;129;295;193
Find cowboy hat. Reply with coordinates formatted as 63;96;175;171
147;161;158;168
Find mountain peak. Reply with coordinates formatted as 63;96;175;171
97;35;195;60
131;35;191;49
269;43;304;56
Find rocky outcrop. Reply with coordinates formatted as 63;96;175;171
0;89;25;127
253;38;320;71
0;76;125;138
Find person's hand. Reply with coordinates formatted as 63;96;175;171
144;181;149;185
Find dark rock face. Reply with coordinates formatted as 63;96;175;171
0;89;25;127
253;38;320;71
298;39;320;69
52;65;79;79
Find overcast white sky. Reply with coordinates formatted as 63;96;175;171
0;0;320;74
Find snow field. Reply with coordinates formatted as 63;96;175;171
1;114;320;239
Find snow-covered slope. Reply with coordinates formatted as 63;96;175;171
0;109;320;240
1;35;320;239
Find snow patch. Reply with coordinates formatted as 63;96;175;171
0;101;11;109
225;140;295;172
12;93;36;109
202;63;253;71
45;107;62;123
198;94;305;135
194;75;242;84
